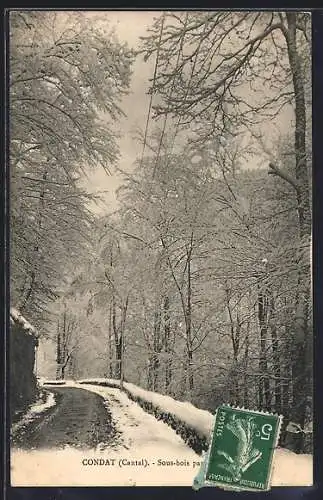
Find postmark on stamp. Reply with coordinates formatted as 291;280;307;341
193;405;283;492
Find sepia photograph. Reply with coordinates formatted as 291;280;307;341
8;9;313;488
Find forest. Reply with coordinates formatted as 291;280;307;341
10;11;312;453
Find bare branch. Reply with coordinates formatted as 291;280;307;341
268;162;299;193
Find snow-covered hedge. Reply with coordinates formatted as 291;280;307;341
78;378;120;389
123;383;214;454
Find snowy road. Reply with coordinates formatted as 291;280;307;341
12;386;117;450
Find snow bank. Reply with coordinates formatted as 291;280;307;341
120;383;210;454
124;382;213;437
11;390;56;436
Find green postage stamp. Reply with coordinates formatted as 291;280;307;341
193;405;283;492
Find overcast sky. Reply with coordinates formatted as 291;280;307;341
83;11;159;213
82;11;295;215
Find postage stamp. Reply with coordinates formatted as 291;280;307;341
194;405;283;492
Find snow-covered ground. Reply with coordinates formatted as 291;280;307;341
11;380;313;487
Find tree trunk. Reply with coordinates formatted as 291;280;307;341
164;295;173;392
258;288;271;411
271;324;282;413
148;307;161;391
284;14;311;238
225;285;240;405
108;301;113;378
186;347;194;394
186;246;194;397
147;360;153;390
280;326;293;446
120;298;129;386
61;306;67;380
116;339;122;380
243;321;250;408
56;320;61;380
114;297;129;384
112;294;119;378
269;295;282;414
152;353;160;391
282;13;312;452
